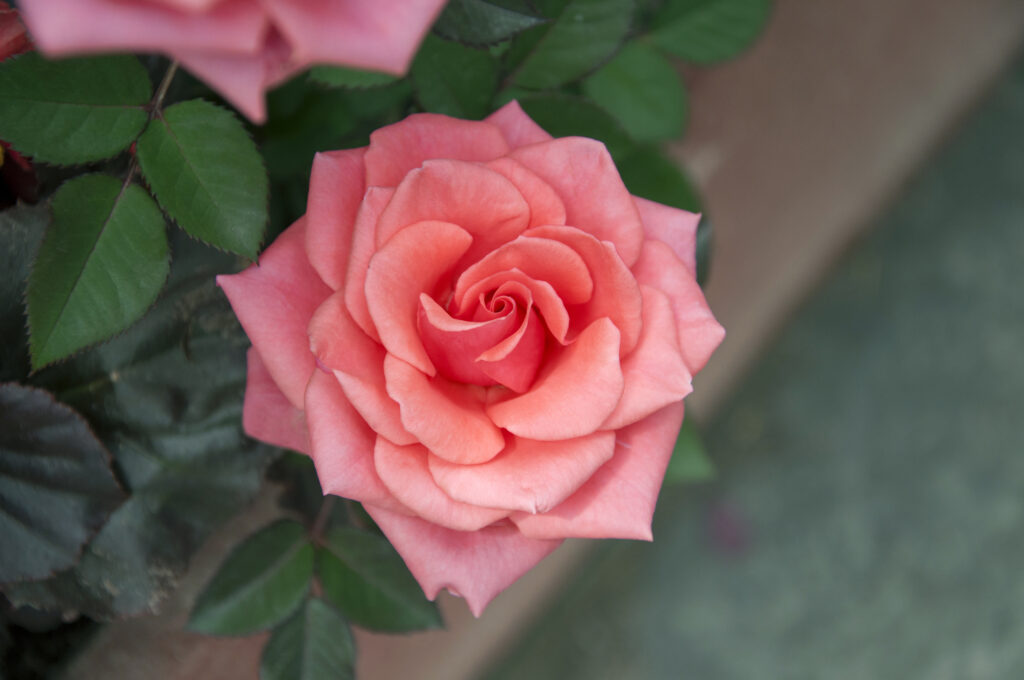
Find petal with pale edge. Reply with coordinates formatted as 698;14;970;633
601;286;692;430
343;187;393;342
306;148;367;290
513;401;685;540
510;138;644;266
383;354;505;464
632;240;725;374
428;431;616;514
373;438;508;531
485;100;553;148
365;220;474;375
305;369;406;512
364;114;510;187
243;348;308;454
308;291;415;446
263;0;447;74
487;318;623;440
485;158;566;229
218;218;330;409
635;196;700;275
365;505;561;617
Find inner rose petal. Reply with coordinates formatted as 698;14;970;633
485;157;567;229
365;220;473;375
457;269;570;343
453;236;593;309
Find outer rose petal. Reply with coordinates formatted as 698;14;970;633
487;318;623;440
306;148;367;290
243;348;308;453
344;187;394;342
510;137;645;266
373;438;508;531
427;432;616;514
485;157;567;229
365;505;561;617
262;0;446;74
634;196;700;275
363;114;510;187
174;33;302;123
513;401;686;540
218;217;330;409
18;0;266;56
632;240;726;374
601;286;693;430
305;369;406;512
485;100;553;148
383;354;505;465
308;291;416;446
365;220;474;375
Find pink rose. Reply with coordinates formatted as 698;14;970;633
16;0;447;121
218;102;724;615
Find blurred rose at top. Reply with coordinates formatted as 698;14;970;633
16;0;448;121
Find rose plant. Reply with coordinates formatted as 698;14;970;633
219;101;724;615
16;0;447;121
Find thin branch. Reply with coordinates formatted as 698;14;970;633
310;496;337;545
150;59;179;116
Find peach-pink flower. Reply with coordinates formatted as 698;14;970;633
16;0;447;122
218;102;725;615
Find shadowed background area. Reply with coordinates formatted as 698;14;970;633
483;52;1024;680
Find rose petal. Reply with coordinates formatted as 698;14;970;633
343;186;394;342
365;505;561;617
487;318;623;440
306;148;367;290
525;225;643;355
510;137;644;266
365;220;474;374
457;269;570;343
373;438;508;531
364;113;510;187
485;100;552;149
476;306;546;393
513;401;685;540
632;240;726;374
453;236;593;309
485;157;566;228
243;348;308;453
305;369;406;511
418;294;520;386
601;286;693;430
383;354;505;465
635;196;700;274
262;0;445;74
428;431;616;514
218;217;330;409
376;160;531;266
308;291;416;446
18;0;266;56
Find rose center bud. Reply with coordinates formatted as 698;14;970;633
417;278;547;394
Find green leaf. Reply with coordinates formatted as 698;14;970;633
137;99;268;259
433;0;548;47
650;0;771;63
582;40;687;142
27;174;169;370
517;93;633;158
260;598;355;680
615;144;702;212
4;234;275;619
664;419;715;484
0;203;48;381
189;519;314;636
308;66;399;89
0;53;150;164
511;0;634;90
0;383;124;584
411;35;499;120
319;527;442;633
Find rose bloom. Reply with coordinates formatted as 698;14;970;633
219;102;724;615
16;0;447;122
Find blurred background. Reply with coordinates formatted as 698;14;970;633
60;1;1024;678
